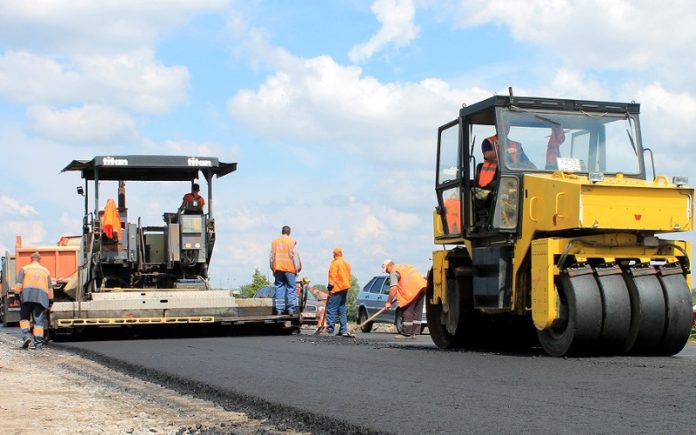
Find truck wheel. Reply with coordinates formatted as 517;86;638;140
358;308;372;333
624;270;666;354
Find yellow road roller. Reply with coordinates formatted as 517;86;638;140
429;93;693;356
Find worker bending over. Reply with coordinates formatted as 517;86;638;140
325;247;352;337
382;259;426;339
15;252;53;349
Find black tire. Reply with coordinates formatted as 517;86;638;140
395;310;404;335
537;272;603;357
596;273;632;354
624;273;666;354
656;273;692;355
426;270;458;349
358;308;373;333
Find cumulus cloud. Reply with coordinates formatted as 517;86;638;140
26;105;137;144
228;50;490;165
0;195;38;217
0;195;47;253
0;50;189;113
0;0;228;55
349;0;420;62
449;0;696;74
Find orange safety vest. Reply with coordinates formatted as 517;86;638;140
392;264;426;307
183;192;205;207
18;262;53;300
328;256;352;292
101;198;122;241
443;196;461;233
478;135;520;187
271;235;297;273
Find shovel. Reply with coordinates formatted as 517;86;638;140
312;293;331;335
348;299;396;335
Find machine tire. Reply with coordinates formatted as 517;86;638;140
655;273;692;356
426;270;458;349
537;272;603;357
595;273;632;354
624;272;666;354
358;308;373;333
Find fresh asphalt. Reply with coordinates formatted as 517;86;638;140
3;326;695;434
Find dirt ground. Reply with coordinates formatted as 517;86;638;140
0;332;307;435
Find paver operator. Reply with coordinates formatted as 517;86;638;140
381;259;426;339
269;225;302;315
325;247;352;337
179;182;205;212
15;252;53;349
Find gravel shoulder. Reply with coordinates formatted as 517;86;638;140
0;331;306;435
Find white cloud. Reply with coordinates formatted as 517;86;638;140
0;0;228;55
0;195;47;253
356;215;385;240
228;50;490;165
449;0;696;75
26;105;137;144
0;50;189;113
0;195;38;217
349;0;420;62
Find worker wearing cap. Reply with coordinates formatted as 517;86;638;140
15;252;54;349
381;259;426;339
269;225;302;315
326;247;352;336
179;183;205;212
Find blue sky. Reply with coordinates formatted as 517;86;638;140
0;0;694;289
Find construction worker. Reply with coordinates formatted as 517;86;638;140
477;126;533;191
269;225;302;315
443;191;461;234
101;198;122;242
381;259;426;339
179;183;205;212
325;247;352;336
15;252;53;349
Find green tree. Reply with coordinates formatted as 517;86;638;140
238;268;271;298
346;274;360;322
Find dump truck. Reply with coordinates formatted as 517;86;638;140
429;94;693;356
1;236;80;326
50;155;300;335
0;251;18;326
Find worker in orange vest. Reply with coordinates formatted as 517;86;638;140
179;183;206;212
325;247;352;336
443;191;461;234
382;259;426;339
15;252;54;349
269;226;302;315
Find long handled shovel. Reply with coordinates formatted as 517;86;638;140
312;294;331;335
349;299;396;335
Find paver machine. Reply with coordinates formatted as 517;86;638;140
51;155;300;334
429;93;693;356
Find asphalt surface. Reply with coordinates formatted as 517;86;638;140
4;326;696;434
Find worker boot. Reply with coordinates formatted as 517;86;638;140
21;337;32;349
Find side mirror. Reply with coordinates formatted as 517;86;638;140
76;186;84;196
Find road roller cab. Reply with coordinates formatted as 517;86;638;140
429;93;693;356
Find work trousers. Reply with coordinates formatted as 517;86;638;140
401;288;425;336
19;302;47;344
325;291;348;334
274;271;297;314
